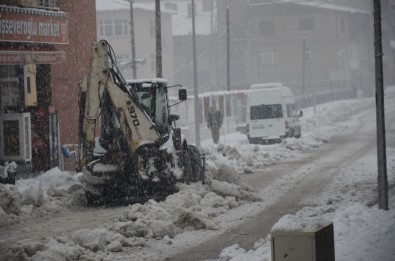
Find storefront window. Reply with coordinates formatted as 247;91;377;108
0;65;21;110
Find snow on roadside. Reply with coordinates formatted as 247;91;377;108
217;149;395;261
0;164;263;260
0;97;379;260
0;167;84;227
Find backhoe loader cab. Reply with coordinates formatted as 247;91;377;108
77;40;204;205
127;80;171;135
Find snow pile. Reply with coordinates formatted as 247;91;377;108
282;98;373;151
218;238;271;261
111;174;261;243
1;155;263;259
2;237;97;261
2;229;147;260
16;167;82;196
0;185;21;226
203;142;300;175
0;168;84;227
9;239;47;257
271;214;332;233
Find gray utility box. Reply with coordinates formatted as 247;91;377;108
271;222;335;261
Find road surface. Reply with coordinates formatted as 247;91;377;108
167;109;389;260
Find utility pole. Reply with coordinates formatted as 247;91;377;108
192;0;200;148
155;0;162;78
373;0;388;210
129;0;137;79
302;37;306;96
226;5;230;92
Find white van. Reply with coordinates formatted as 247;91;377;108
246;83;301;144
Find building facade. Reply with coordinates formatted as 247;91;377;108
169;0;220;93
0;0;96;172
214;0;374;96
96;0;175;85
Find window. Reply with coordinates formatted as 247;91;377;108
0;79;19;107
104;19;113;37
3;120;20;156
114;19;129;36
259;20;274;35
258;51;278;65
155;85;168;127
99;19;129;37
250;104;283;120
99;20;105;37
298;17;314;31
38;0;57;8
164;2;178;11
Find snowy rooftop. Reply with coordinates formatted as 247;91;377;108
249;0;370;14
297;1;370;14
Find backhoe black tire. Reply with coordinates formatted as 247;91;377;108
85;189;104;206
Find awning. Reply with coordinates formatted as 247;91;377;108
0;50;66;65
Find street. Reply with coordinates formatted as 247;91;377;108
168;109;380;260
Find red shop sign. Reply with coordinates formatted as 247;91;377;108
0;6;68;44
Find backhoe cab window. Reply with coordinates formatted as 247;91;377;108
250;104;283;120
135;83;169;131
155;86;168;127
138;91;152;115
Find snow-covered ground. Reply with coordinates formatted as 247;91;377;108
0;94;394;261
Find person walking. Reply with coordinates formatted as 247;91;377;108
207;106;223;144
